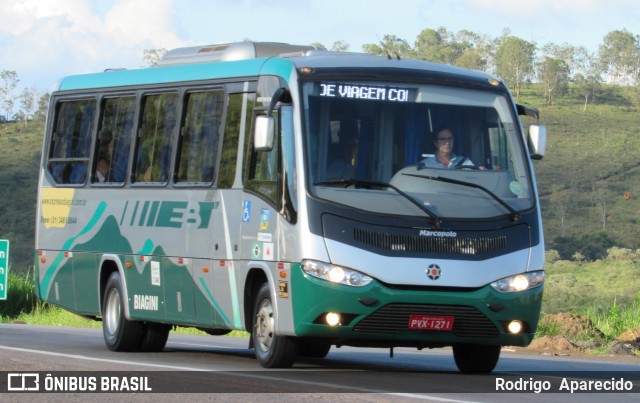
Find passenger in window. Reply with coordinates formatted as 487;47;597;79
95;136;113;182
96;158;110;182
421;126;481;169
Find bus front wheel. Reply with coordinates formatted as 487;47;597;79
252;283;298;368
299;342;331;358
452;344;500;373
139;323;170;352
102;271;143;352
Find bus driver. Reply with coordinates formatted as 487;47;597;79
421;126;475;169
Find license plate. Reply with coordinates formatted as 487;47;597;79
408;315;454;331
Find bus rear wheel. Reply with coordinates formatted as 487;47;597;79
252;283;298;368
102;271;143;352
452;344;501;373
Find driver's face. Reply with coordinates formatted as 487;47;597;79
434;130;454;153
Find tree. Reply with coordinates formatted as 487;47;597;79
572;46;601;78
34;92;51;121
572;47;602;111
598;29;640;85
330;40;350;52
549;184;571;237
537;56;570;104
18;87;37;128
362;35;411;58
573;72;602;112
494;36;536;98
0;70;19;121
577;232;616;261
454;50;485;71
551;232;616;261
453;30;491;71
142;48;168;67
309;42;328;50
541;43;581;78
550;236;578;260
413;27;457;63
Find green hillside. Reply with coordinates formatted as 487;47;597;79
0;122;42;271
0;84;639;270
527;85;640;255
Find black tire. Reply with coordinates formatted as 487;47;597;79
452;344;501;373
102;271;143;352
299;342;331;358
252;283;298;368
139;323;170;352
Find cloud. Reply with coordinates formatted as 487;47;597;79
0;0;92;35
0;0;183;89
104;0;182;48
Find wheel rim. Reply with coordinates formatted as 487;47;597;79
255;298;274;351
104;288;121;337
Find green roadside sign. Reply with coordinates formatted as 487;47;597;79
0;240;9;300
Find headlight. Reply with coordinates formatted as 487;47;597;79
490;271;544;293
302;259;373;287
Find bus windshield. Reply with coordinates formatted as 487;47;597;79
302;80;534;219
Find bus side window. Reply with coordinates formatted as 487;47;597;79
133;93;179;183
175;90;224;184
280;105;297;222
245;111;279;205
93;96;135;184
218;93;254;189
47;99;96;185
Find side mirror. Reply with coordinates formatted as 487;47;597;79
254;115;275;151
528;124;546;160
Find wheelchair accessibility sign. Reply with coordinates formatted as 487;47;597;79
242;200;251;222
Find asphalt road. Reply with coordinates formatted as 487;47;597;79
0;323;639;402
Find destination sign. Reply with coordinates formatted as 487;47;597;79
319;82;414;102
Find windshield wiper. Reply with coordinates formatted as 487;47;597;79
401;173;521;222
314;179;442;228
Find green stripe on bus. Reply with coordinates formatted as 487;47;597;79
40;201;108;298
198;277;232;328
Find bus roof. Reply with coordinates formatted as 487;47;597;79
55;42;500;93
157;42;316;66
288;52;497;87
56;57;277;92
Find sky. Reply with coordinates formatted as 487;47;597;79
0;0;638;92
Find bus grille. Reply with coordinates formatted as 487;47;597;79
353;303;499;338
354;228;507;255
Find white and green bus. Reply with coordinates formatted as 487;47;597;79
35;42;547;373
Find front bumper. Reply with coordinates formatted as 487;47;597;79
291;263;543;347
